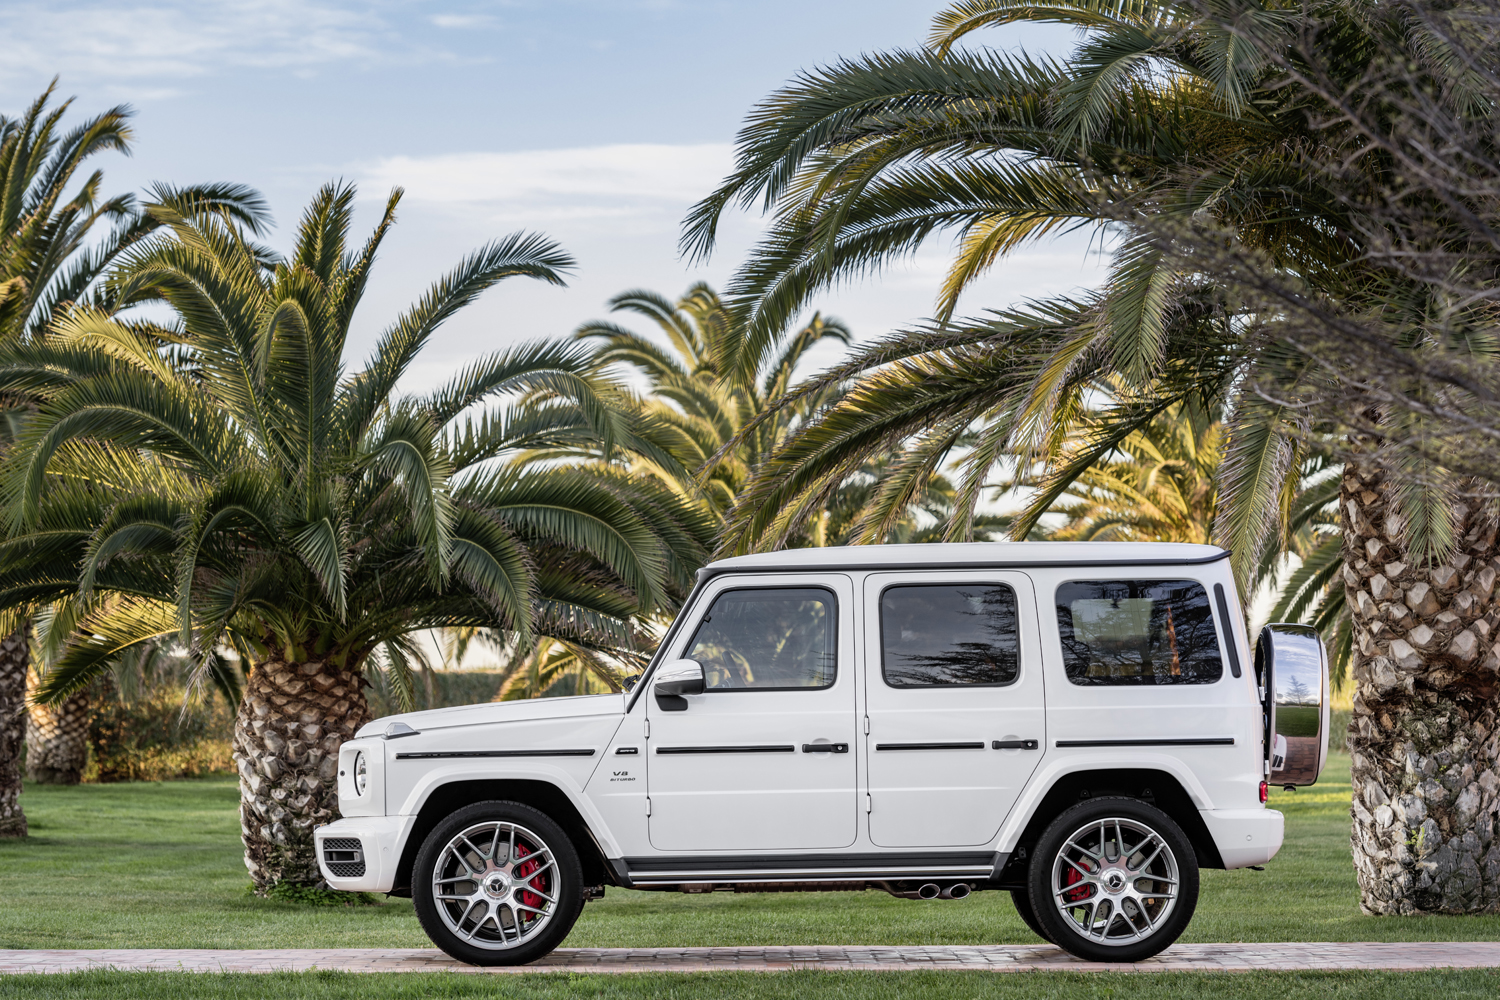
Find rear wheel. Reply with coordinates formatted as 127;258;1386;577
1010;888;1053;943
1027;797;1198;963
413;801;583;966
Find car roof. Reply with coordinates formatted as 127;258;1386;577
700;542;1228;578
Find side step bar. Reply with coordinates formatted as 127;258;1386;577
621;852;1005;887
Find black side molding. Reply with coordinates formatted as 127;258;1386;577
875;741;986;751
1054;738;1235;748
393;748;597;760
656;745;796;755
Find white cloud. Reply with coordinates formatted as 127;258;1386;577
360;143;734;232
0;0;422;92
430;13;499;29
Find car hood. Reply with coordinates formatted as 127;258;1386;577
355;691;626;738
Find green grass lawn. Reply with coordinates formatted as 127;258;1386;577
0;970;1498;1000
3;749;1499;952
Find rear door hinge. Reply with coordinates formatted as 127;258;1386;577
865;794;873;814
863;716;870;735
645;796;652;817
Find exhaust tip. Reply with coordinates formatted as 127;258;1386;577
917;883;941;899
944;883;971;900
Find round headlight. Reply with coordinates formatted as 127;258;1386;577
353;751;368;796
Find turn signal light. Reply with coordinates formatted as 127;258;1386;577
1259;780;1268;803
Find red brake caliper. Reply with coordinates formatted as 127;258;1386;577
1063;861;1090;904
512;843;545;911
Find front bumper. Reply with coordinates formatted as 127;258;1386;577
1201;807;1284;869
314;816;416;893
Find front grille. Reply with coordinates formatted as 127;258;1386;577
323;837;366;879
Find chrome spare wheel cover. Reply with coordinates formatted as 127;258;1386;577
432;821;560;950
1050;817;1179;946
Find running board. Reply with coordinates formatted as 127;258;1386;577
623;852;1003;886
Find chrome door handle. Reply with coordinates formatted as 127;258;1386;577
802;743;849;753
992;739;1040;750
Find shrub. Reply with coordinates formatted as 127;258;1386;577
87;687;235;783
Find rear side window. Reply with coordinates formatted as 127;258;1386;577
1056;580;1223;686
880;584;1020;687
685;587;836;690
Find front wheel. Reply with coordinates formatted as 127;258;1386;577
412;801;584;966
1027;797;1198;963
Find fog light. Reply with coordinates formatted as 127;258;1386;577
1259;780;1268;803
354;751;368;796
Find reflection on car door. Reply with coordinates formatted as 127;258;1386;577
863;571;1046;848
646;574;858;852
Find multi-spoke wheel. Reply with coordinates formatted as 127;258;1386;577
1027;797;1198;962
413;801;583;966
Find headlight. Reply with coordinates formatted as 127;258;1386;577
353;751;368;796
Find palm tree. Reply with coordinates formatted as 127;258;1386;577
1020;392;1223;546
0;182;710;890
0;82;265;827
686;0;1496;912
571;283;992;545
571;284;851;522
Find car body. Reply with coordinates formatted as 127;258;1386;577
316;541;1328;963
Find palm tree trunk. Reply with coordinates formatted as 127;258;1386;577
0;625;28;838
24;668;90;785
234;653;370;890
1344;459;1500;913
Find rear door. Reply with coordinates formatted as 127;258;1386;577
862;571;1046;848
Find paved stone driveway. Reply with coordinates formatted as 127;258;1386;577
2;943;1498;974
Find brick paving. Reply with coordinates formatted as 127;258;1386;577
1;942;1497;974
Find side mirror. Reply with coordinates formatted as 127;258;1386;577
653;659;705;711
1256;623;1330;787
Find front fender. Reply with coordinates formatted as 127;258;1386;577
393;759;626;862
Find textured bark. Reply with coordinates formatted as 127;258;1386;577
1344;459;1500;914
23;667;90;785
233;654;370;890
0;625;28;838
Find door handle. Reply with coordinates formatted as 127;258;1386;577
992;739;1040;750
802;743;849;753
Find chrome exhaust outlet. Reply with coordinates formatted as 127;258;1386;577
940;883;970;900
917;883;941;899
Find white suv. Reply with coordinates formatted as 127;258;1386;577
316;542;1328;965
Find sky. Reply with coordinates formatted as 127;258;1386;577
3;0;1104;392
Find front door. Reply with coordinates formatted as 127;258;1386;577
646;574;858;852
863;571;1047;848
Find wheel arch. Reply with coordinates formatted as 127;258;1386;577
391;779;622;896
993;767;1224;887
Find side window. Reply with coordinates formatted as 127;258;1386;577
880;584;1020;687
685;587;836;690
1056;580;1223;686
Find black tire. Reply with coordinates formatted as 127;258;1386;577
413;800;584;966
1027;796;1198;963
1010;888;1054;943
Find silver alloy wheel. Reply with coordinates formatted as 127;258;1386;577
431;820;560;950
1049;816;1179;946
